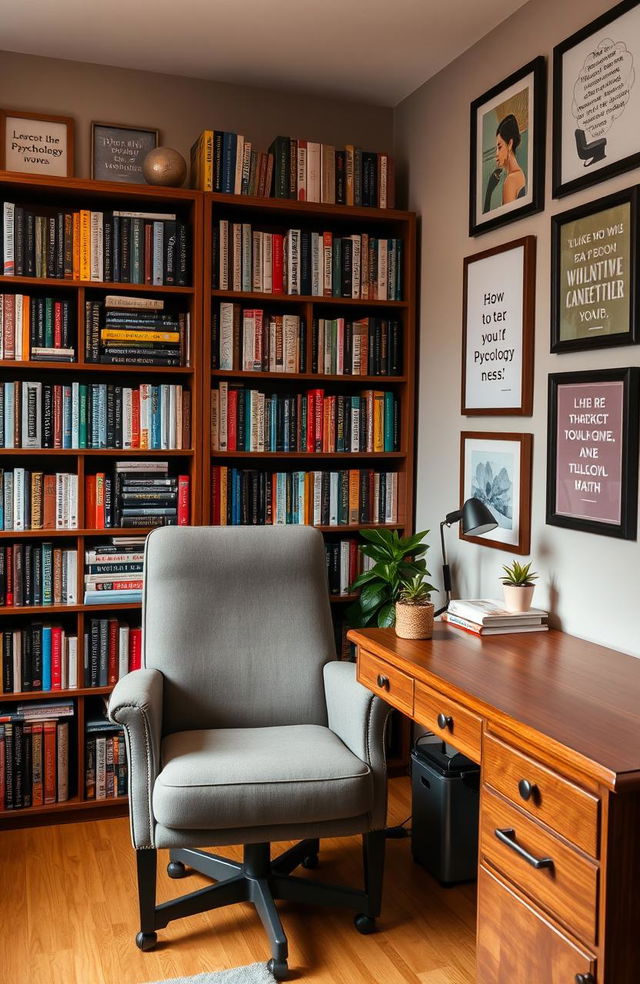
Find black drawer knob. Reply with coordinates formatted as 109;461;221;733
376;674;390;691
518;779;538;802
437;712;453;730
575;975;595;984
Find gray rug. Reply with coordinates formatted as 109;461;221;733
144;964;276;984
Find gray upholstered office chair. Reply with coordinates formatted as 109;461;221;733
109;525;390;980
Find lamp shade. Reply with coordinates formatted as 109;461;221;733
461;497;498;537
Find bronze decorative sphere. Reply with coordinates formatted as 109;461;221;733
143;147;187;187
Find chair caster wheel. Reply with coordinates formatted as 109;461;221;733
302;854;319;869
167;860;188;878
135;931;157;951
354;913;376;934
267;957;289;980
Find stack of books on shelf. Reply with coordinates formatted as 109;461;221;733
1;202;189;285
213;304;305;373
211;384;399;453
191;131;394;208
212;221;403;300
441;599;549;636
86;461;190;529
85;295;190;367
313;316;402;376
0;700;73;808
83;537;144;606
0;294;75;362
211;467;398;526
324;538;374;596
84;617;141;687
2;626;78;693
0;470;78;531
85;703;127;800
0;543;77;608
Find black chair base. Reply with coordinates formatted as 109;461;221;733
135;832;385;981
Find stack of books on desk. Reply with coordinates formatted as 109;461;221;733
441;599;548;636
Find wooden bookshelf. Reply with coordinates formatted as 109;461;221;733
0;173;203;828
202;192;416;773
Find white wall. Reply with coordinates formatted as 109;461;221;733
394;0;640;655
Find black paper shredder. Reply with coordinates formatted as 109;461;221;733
410;736;480;885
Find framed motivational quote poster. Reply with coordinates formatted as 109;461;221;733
553;0;640;198
462;236;535;414
551;187;639;353
547;369;640;539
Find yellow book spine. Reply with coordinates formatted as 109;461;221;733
204;130;214;192
219;466;228;525
79;210;91;281
373;391;384;453
101;329;180;343
72;212;80;280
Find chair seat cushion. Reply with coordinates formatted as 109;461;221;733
153;724;373;830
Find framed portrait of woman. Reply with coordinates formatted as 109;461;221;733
469;57;546;237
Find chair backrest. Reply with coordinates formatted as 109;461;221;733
142;525;336;734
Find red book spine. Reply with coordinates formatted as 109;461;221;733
5;546;14;606
85;475;96;529
129;628;142;671
306;391;315;452
53;302;63;349
254;310;263;369
177;475;190;526
53;385;63;448
131;390;140;449
272;234;284;295
31;721;43;806
107;618;118;685
95;473;105;529
51;626;63;690
313;389;324;453
43;720;57;804
227;389;238;452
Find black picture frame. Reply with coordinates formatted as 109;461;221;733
469;56;546;237
91;121;159;184
546;368;640;539
551;186;640;353
553;0;640;199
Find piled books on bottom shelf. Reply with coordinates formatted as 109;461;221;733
84;618;141;688
1;543;77;607
441;599;549;636
211;467;398;526
0;470;78;531
85;704;126;801
2;625;78;694
84;537;144;606
86;461;190;529
0;700;73;809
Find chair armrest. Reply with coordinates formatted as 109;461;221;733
324;661;390;830
109;668;164;849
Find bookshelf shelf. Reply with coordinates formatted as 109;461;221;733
1;686;112;701
1;360;193;375
211;289;407;308
211;450;404;460
0;602;142;616
1;448;194;456
0;275;194;294
0;527;156;539
211;370;408;384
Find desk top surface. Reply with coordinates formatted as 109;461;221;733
348;625;640;785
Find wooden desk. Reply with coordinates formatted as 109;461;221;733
348;624;640;984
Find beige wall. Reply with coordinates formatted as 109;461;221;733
395;0;640;655
0;50;393;179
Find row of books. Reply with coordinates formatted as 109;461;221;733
0;544;77;609
213;305;305;373
212;222;403;300
1;470;78;531
84;618;142;687
85;462;190;530
441;599;549;637
83;539;144;607
0;294;75;362
84;296;190;367
312;317;402;377
0;704;72;809
1;203;190;286
210;467;399;526
85;711;127;800
190;131;395;208
1;379;191;450
211;385;400;454
325;539;374;597
2;623;78;693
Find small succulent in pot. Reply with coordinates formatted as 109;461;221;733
501;560;538;613
395;573;435;640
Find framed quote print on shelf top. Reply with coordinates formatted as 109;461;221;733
91;122;159;183
469;56;546;236
551;186;639;353
553;0;640;198
460;432;533;554
0;109;74;177
462;236;535;415
547;368;640;539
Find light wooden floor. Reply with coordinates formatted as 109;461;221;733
1;778;476;984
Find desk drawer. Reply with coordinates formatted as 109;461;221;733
481;787;598;945
484;734;599;858
357;650;414;716
414;681;482;763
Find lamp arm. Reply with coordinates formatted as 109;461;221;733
435;519;452;617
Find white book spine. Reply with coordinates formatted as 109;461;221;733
13;467;25;531
4;473;14;530
241;141;252;194
287;230;300;295
329;472;339;526
313;472;322;526
169;385;177;449
232;223;242;291
61;628;68;689
351;236;361;299
139;383;151;449
175;384;183;451
262;233;273;294
3;202;15;275
4;381;15;448
118;625;130;680
242;312;255;372
379;156;388;208
252;232;263;292
219;302;234;371
152;222;164;286
306;143;321;203
14;294;23;360
160;385;170;449
210;387;219;451
296;471;305;524
71;381;80;449
67;636;78;690
283;316;298;373
55;472;65;529
218;381;228;451
336;319;345;375
122;388;133;449
69;474;78;529
241;224;252;291
65;549;77;604
234;135;245;195
90;212;103;281
351;403;360;452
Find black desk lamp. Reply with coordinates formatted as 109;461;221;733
434;497;498;616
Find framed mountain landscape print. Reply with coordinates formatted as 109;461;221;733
460;432;533;554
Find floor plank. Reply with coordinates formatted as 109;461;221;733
1;778;476;983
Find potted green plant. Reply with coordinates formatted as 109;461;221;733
395;574;435;639
501;560;538;613
347;528;436;629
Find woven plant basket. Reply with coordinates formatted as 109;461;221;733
395;601;435;640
